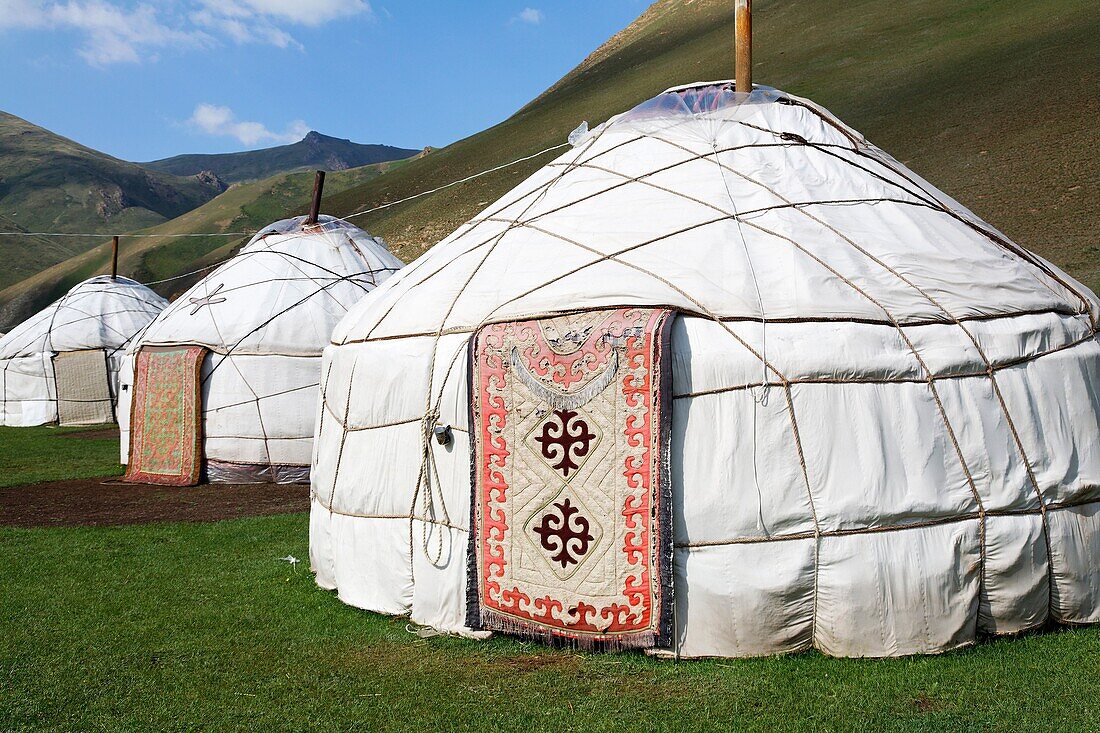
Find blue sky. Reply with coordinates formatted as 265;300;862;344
0;1;646;161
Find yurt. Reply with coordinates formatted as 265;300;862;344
118;215;403;486
309;81;1100;658
0;275;167;427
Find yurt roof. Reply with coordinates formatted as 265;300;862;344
332;82;1098;346
137;215;403;355
0;275;168;360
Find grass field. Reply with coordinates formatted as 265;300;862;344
3;513;1100;732
0;111;222;292
0;424;122;488
2;428;1100;731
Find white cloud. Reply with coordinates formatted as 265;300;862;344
226;0;370;26
0;0;208;67
516;7;543;24
0;0;47;28
0;0;372;66
188;103;309;147
189;7;298;50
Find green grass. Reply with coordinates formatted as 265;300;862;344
0;424;122;487
0;409;1097;730
1;513;1099;732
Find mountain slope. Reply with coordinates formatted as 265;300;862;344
1;0;1097;327
143;132;420;184
0;111;227;289
320;0;1098;288
0;157;411;328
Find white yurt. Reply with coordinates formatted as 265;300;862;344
309;82;1100;658
0;275;167;427
118;215;403;486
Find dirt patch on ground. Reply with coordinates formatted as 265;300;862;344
59;427;121;440
493;654;579;672
0;477;309;528
469;652;583;676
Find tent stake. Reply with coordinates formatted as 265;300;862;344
111;235;119;279
736;0;752;93
305;170;326;225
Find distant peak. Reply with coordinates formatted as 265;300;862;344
302;131;326;143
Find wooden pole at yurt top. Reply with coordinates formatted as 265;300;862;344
735;0;752;93
305;170;326;225
111;235;119;279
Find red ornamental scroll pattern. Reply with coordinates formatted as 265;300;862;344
479;325;510;602
473;307;671;645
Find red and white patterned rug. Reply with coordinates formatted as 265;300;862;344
468;307;675;649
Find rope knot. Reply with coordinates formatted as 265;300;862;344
422;410;441;438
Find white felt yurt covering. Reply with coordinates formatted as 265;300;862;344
119;215;403;483
0;276;167;427
309;82;1100;658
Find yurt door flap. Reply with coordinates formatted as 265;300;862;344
125;345;207;486
53;349;113;426
466;308;676;649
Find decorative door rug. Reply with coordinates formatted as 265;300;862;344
125;345;207;486
54;349;113;426
468;307;675;649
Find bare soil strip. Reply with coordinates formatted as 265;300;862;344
0;478;309;528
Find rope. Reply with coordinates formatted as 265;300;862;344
396;134;599;581
143;260;232;285
317;143;571;229
0;140;572;278
0;231;251;238
708;132;771;539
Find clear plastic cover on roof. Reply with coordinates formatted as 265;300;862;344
624;81;784;119
575;82;810;148
250;214;391;251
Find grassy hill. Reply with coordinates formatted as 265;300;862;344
0;158;411;327
319;0;1098;282
0;111;226;290
143;131;420;184
1;0;1097;327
